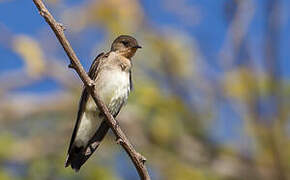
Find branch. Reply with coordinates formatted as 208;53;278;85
32;1;150;179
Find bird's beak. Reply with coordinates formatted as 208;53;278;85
133;45;142;49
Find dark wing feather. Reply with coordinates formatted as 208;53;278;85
68;121;110;171
66;52;104;160
88;52;105;79
69;99;125;170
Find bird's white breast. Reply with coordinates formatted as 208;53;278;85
97;68;130;106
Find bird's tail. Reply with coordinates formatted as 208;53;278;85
65;121;110;171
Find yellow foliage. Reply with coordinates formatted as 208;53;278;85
13;35;45;78
223;67;256;101
28;158;51;180
0;171;11;180
149;113;175;144
144;33;195;79
62;0;143;34
137;85;160;107
223;67;276;102
163;34;195;78
0;134;14;159
167;162;221;180
85;166;119;180
87;0;143;33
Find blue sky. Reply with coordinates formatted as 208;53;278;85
1;0;289;77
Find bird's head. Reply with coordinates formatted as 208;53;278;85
111;35;141;59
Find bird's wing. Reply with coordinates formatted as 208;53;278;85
66;52;105;156
70;95;126;170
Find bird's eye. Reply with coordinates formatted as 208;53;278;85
121;41;129;46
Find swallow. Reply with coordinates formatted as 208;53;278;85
65;35;141;171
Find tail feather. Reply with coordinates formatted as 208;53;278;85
65;121;110;171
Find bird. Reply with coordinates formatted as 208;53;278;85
65;35;141;171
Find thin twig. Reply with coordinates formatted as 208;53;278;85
32;0;150;179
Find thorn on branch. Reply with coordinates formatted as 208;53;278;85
57;23;66;31
116;138;124;145
137;153;147;164
88;80;96;88
39;10;46;17
68;63;75;69
114;121;120;129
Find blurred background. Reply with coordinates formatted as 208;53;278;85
0;0;290;179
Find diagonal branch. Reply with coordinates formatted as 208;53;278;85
32;0;150;179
